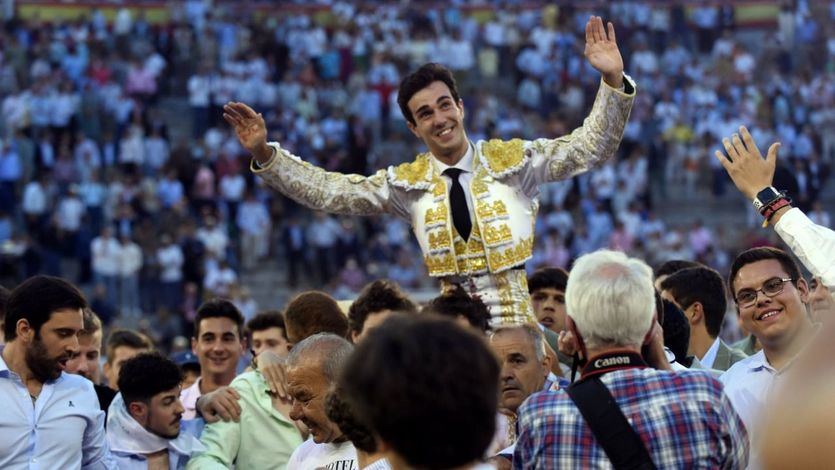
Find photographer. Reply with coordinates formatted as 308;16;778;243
516;250;748;468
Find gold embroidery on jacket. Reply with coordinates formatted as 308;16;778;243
488;237;533;271
476;200;509;221
389;153;433;189
482;224;513;247
480;139;527;178
424;205;448;227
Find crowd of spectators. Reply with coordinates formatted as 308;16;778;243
0;1;834;353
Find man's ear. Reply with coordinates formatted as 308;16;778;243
566;317;586;360
687;302;704;326
642;313;659;346
191;337;198;355
128;401;148;421
541;350;553;378
797;278;810;304
16;319;35;343
406;120;420;139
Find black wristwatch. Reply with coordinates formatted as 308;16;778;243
752;186;782;212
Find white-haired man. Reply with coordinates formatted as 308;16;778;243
514;250;749;468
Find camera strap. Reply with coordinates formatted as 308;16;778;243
567;351;656;470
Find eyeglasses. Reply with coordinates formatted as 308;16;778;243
734;277;793;307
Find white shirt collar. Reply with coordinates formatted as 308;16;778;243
432;143;474;175
745;349;775;373
699;337;722;369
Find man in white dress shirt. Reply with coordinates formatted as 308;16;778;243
720;247;815;461
0;275;116;469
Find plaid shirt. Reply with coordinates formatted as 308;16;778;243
513;368;749;469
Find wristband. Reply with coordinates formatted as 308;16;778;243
761;198;791;227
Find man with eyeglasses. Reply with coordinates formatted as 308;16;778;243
720;247;816;466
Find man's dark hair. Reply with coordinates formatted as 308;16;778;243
194;298;245;339
4;275;87;342
654;260;701;281
661;299;690;365
246;310;287;339
348;280;417;336
105;329;154;364
325;386;377;453
397;63;461;126
119;352;183;407
284;291;349;343
341;316;499;469
660;267;727;338
423;285;491;333
81;308;103;337
528;267;569;294
728;247;803;294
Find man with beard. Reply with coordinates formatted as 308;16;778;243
0;275;116;468
66;308;118;417
107;353;204;469
286;333;357;469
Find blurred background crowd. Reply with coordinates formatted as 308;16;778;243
0;0;833;353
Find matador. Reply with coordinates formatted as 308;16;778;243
224;17;635;327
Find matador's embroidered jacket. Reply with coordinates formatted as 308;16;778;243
252;77;635;325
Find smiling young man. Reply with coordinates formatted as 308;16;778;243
225;16;635;327
186;310;305;470
0;275;115;469
180;299;246;420
108;353;203;469
720;247;816;452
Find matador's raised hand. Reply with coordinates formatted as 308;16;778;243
584;16;624;89
223;101;273;164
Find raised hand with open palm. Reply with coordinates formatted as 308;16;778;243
584;16;624;89
223;101;272;164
